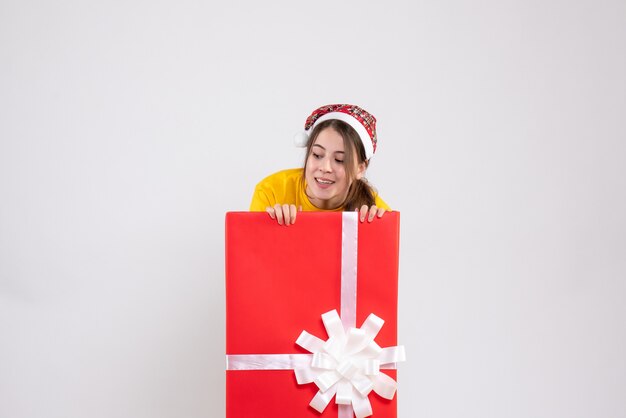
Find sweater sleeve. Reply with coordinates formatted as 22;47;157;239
249;169;300;211
374;194;391;210
249;185;274;211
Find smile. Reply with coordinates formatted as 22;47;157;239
315;178;335;185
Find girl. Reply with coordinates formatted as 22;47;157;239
250;104;390;225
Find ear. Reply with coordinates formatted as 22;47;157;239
355;161;367;180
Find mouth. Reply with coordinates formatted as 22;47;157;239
315;177;335;188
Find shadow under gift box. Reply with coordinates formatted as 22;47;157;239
225;211;400;418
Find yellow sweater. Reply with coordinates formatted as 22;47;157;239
249;168;390;211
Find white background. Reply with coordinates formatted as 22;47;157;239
1;0;625;417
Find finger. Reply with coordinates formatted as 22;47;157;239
359;205;368;222
298;205;303;212
266;207;276;219
377;207;386;218
289;204;297;224
367;205;377;222
274;204;284;225
282;204;291;226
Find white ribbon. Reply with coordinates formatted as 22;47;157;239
341;212;359;330
226;354;313;370
226;212;405;418
295;309;406;418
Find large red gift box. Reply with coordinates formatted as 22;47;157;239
225;211;401;418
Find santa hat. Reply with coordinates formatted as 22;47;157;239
294;104;378;160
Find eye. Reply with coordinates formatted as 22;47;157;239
312;152;322;159
335;158;344;164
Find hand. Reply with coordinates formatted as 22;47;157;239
357;205;387;223
266;204;302;225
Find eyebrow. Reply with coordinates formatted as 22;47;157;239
312;144;345;154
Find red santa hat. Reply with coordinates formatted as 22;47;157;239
294;104;378;160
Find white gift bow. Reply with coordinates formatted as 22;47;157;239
295;309;406;418
225;212;405;418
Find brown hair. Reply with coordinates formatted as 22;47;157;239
301;119;377;210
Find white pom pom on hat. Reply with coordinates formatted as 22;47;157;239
294;104;378;160
293;131;309;148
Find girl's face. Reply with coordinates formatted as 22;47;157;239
305;127;365;210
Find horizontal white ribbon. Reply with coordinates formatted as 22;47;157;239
226;354;398;371
226;354;312;370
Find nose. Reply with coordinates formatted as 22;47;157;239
319;157;332;173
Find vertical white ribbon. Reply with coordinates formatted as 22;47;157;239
340;212;358;330
340;212;359;418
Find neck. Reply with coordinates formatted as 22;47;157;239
305;185;345;210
